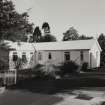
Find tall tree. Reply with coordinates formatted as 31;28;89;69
42;22;50;34
0;0;33;42
98;33;105;66
40;34;57;42
63;27;79;41
33;26;42;42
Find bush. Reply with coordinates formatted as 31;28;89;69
59;61;79;76
81;62;88;71
32;63;58;80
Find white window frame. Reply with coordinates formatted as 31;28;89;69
64;52;70;61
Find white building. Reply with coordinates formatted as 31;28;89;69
2;39;102;70
33;39;102;68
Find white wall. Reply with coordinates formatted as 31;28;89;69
9;50;34;70
35;50;64;65
89;42;101;68
9;42;100;70
35;50;90;67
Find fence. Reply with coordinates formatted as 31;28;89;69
17;69;36;81
0;70;17;86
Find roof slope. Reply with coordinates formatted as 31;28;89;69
3;39;101;51
34;39;99;51
3;40;35;51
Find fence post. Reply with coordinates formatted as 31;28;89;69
3;71;6;85
14;69;17;84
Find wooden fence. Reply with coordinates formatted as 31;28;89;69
0;70;17;86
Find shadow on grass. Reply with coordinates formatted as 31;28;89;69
7;76;105;95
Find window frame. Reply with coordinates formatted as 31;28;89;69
22;52;27;62
64;52;70;61
12;52;18;62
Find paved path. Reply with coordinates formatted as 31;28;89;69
55;88;105;105
0;90;62;105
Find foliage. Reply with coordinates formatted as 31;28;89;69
59;61;79;76
62;27;93;41
79;35;93;40
63;27;79;41
42;22;50;34
0;0;33;41
0;42;10;70
14;57;27;70
22;55;27;64
81;62;88;71
40;34;57;42
0;60;5;70
33;26;42;42
33;63;58;80
98;33;105;67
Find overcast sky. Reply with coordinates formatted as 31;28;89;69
12;0;105;40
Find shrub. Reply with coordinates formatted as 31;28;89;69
32;63;58;80
59;61;79;76
81;62;88;71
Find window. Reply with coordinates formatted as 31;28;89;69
64;52;70;61
38;52;42;60
13;52;18;61
22;52;27;62
48;53;52;59
80;51;84;61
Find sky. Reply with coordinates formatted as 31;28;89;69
12;0;105;40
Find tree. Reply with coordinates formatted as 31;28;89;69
63;27;79;41
98;33;105;66
0;41;10;70
0;0;33;42
79;35;93;40
42;22;50;34
33;26;42;42
40;34;57;42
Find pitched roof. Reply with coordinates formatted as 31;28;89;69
3;40;35;51
3;39;101;51
35;39;101;51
